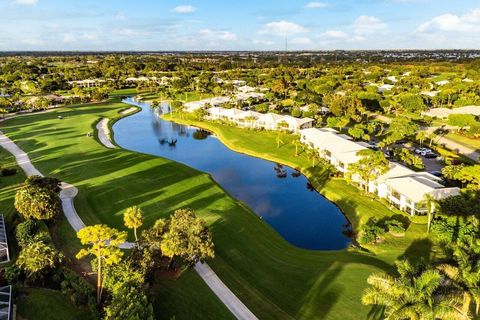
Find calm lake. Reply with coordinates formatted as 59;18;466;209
113;98;352;250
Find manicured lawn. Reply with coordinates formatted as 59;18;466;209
17;288;94;320
0;148;26;221
151;269;235;320
0;99;432;319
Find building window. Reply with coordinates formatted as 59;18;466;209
390;190;401;201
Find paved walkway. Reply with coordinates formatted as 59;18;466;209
96;118;116;149
0;127;256;320
195;263;258;320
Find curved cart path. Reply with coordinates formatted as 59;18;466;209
0;129;257;320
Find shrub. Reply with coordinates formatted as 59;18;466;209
386;219;406;235
15;220;41;247
15;220;51;247
359;220;386;244
58;268;97;313
1;168;17;176
430;217;455;243
14;184;61;221
4;265;22;284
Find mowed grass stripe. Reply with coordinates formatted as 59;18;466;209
1;99;428;320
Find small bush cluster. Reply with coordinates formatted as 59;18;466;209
57;268;98;316
359;218;406;244
386;219;406;235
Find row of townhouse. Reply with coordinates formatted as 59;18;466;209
183;92;266;113
67;79;107;88
300;128;461;215
207;107;314;133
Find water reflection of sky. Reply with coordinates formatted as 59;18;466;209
113;98;352;250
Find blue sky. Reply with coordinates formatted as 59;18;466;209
1;0;480;50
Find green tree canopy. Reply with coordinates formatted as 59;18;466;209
160;209;214;268
16;242;63;280
123;206;144;242
76;225;127;304
349;149;390;192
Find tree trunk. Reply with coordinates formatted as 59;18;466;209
96;258;102;305
427;211;432;233
134;228;138;242
463;294;472;315
168;256;174;270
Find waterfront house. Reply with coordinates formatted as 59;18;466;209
207;107;227;120
68;79;106;88
257;113;286;130
281;115;314;133
300;128;367;172
369;162;460;215
383;175;459;215
300;127;461;214
234;110;262;127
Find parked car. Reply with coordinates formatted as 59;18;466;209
395;139;407;145
368;140;377;147
424;152;438;159
415;147;431;155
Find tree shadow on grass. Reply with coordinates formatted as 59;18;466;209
296;263;345;319
398;238;434;265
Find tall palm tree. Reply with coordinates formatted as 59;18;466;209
292;137;303;156
306;148;320;168
423;193;438;234
362;259;470;320
438;241;480;316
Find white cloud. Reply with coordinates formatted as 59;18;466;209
259;20;307;36
199;29;237;41
63;34;75;43
15;0;37;5
21;38;44;46
172;5;196;14
80;33;97;41
319;30;348;39
352;16;387;36
417;9;480;33
304;2;327;9
290;37;312;45
252;39;275;46
112;28;149;37
115;11;126;20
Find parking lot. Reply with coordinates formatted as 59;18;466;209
367;138;446;175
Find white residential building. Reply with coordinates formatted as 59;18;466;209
435;80;450;86
256;113;287;131
232;80;247;87
377;84;395;93
280;115;314;133
300;128;367;173
184;96;231;112
237;85;256;93
234;110;263;128
300;128;461;215
236;92;265;101
205;107;313;132
68;79;106;88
